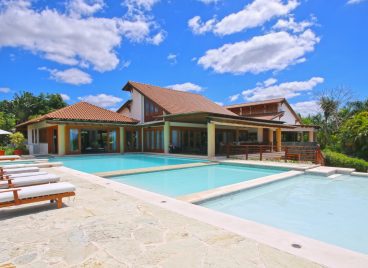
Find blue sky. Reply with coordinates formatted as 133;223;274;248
0;0;367;116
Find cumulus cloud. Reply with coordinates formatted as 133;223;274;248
167;53;177;64
167;82;203;92
229;94;240;102
198;30;319;74
78;94;123;108
291;100;321;116
215;101;224;106
39;67;92;85
0;87;10;93
67;0;104;17
242;77;324;102
347;0;366;4
60;93;71;101
0;0;163;72
272;16;316;33
198;0;219;4
189;0;299;35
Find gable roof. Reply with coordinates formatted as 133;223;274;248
224;98;285;109
123;81;237;116
17;102;138;127
224;98;301;123
116;99;132;113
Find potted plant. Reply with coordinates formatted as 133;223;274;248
10;132;26;155
0;146;5;156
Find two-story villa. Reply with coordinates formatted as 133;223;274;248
17;81;316;158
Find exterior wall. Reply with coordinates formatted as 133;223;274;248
128;89;145;122
119;107;131;118
279;103;299;125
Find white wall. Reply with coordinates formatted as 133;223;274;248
279;103;299;125
119;89;145;122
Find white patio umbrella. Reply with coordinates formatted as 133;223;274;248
0;129;11;135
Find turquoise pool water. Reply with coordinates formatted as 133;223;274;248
111;164;286;197
49;154;206;173
201;174;368;254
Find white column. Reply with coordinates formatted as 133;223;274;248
257;128;263;143
57;124;66;155
207;122;216;158
308;130;314;142
119;127;125;153
164;121;170;154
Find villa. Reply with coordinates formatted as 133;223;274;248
16;81;317;158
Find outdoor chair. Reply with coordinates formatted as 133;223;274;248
0;174;60;189
0;182;76;209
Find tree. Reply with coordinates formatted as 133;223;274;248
338;111;368;160
0;112;16;131
0;92;67;124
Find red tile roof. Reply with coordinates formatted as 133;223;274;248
224;98;285;109
124;81;237;116
17;102;138;127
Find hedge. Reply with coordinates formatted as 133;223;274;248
324;150;368;172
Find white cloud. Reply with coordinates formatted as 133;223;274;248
242;77;324;102
0;87;10;93
189;0;299;36
124;0;159;11
198;0;219;4
78;94;123;108
229;94;240;102
67;0;104;17
272;16;316;33
40;67;92;85
347;0;366;4
167;53;177;64
121;60;131;68
215;101;224;106
263;78;277;86
167;82;203;92
0;1;163;72
148;31;165;45
60;93;71;101
291;100;321;116
198;30;319;74
188;16;217;35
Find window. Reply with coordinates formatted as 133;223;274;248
109;130;117;152
69;129;79;152
144;98;163;122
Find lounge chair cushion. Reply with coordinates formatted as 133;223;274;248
9;171;49;178
3;167;40;174
0;182;75;203
0;155;20;160
0;174;60;189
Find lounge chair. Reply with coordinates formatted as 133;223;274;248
0;167;40;175
0;182;76;209
0;174;60;189
0;155;20;161
8;171;49;178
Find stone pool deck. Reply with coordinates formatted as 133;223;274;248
0;167;321;268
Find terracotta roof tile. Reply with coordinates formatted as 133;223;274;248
17;102;137;127
124;81;237;116
224;98;285;109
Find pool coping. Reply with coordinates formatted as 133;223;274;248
95;161;217;177
177;170;303;203
219;159;319;171
55;165;368;268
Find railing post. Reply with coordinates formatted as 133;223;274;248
285;147;288;162
260;145;263;161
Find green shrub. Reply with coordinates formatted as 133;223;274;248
10;132;25;149
5;147;14;155
324;150;368;172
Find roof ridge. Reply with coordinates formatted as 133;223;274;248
224;98;286;108
129;80;204;96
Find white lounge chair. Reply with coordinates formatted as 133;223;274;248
9;171;49;178
0;182;76;209
0;167;40;175
0;155;20;161
0;174;60;189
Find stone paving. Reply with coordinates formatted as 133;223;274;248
0;167;322;268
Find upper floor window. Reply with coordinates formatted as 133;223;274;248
144;98;163;122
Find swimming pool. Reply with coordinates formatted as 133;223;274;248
201;174;368;254
111;164;287;197
49;154;206;173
